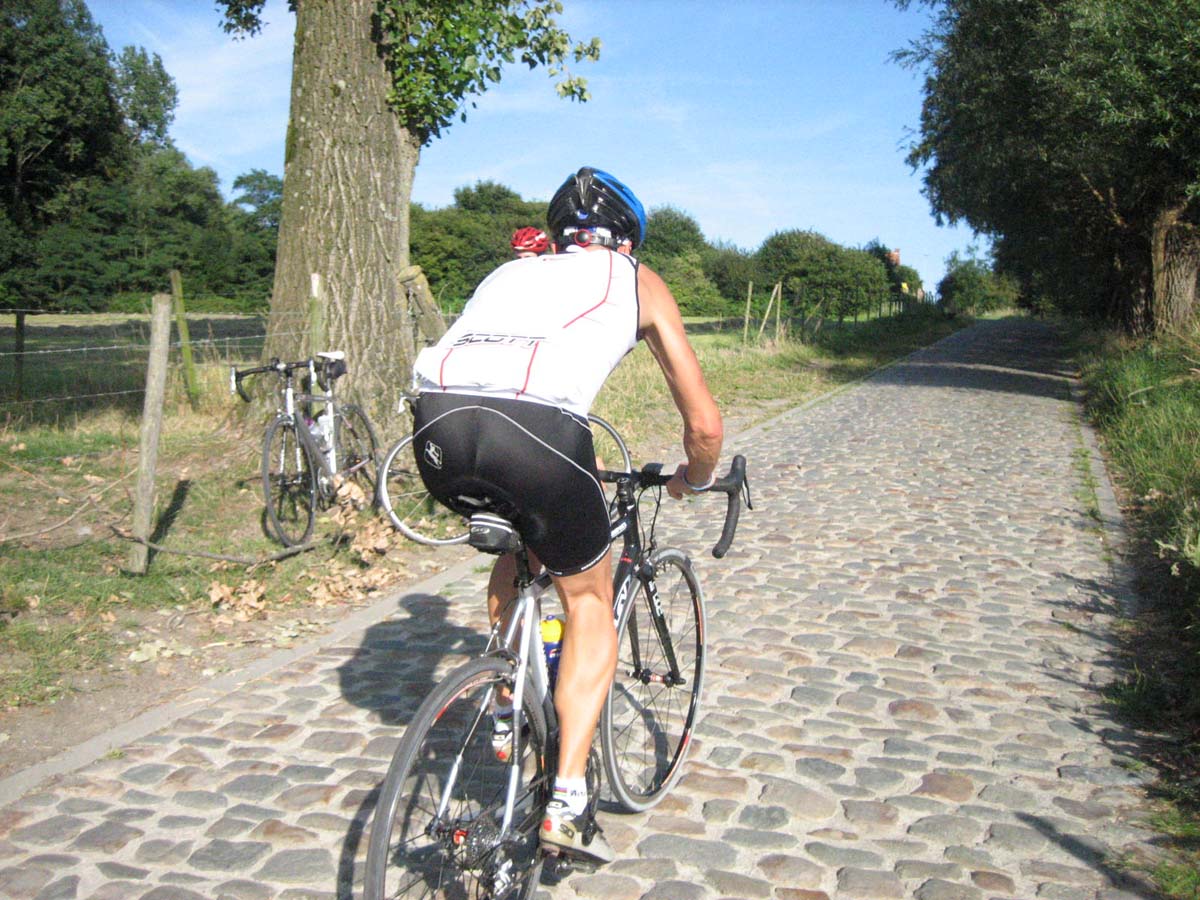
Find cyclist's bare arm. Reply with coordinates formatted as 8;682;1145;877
636;261;724;499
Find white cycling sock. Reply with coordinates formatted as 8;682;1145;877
552;776;588;816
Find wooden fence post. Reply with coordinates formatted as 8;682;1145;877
309;273;325;354
775;286;783;342
128;293;172;574
757;283;781;342
742;281;754;344
169;270;200;410
14;310;25;402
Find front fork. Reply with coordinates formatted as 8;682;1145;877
630;557;686;688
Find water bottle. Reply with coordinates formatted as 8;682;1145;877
315;409;332;451
540;615;563;689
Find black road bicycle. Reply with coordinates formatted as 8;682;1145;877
363;441;750;899
232;352;379;546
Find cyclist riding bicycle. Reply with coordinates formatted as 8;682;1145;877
410;166;723;865
510;225;549;258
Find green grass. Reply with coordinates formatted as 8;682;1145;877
1075;323;1200;898
1081;331;1200;574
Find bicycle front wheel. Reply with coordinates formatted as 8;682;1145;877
601;547;706;812
334;403;379;496
364;658;550;900
377;434;469;545
261;418;317;546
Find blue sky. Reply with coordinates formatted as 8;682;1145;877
87;0;981;291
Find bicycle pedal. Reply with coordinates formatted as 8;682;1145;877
542;849;594;881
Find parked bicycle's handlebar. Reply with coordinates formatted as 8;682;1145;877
600;455;751;559
229;358;313;403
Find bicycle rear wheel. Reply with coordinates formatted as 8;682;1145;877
601;547;706;812
364;658;550;900
261;418;317;546
334;402;378;497
377;433;469;545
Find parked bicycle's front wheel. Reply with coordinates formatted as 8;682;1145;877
601;547;706;812
377;433;470;545
261;418;317;546
334;402;378;498
364;658;550;900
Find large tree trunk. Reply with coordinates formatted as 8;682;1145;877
1108;232;1153;336
266;0;426;438
1150;204;1200;334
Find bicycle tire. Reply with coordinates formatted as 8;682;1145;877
261;418;317;546
364;657;550;900
376;433;470;545
333;402;379;497
588;413;631;474
601;547;706;812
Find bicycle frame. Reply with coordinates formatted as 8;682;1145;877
455;468;677;843
246;358;342;486
287;361;340;482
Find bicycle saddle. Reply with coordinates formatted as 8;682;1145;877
467;513;522;555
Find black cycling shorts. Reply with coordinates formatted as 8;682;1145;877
411;392;611;577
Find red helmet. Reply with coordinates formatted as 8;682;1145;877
511;227;549;254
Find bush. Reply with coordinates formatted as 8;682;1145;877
938;255;1019;315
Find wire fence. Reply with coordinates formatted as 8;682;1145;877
1;332;269;408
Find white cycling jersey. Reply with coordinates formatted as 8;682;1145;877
412;246;639;417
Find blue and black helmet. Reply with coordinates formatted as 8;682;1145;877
547;167;647;249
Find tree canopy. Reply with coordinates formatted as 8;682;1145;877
896;0;1200;333
0;0;121;308
0;3;283;312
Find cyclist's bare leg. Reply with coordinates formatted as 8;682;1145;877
552;553;617;779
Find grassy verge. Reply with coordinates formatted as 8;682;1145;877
1;307;965;711
1075;324;1200;897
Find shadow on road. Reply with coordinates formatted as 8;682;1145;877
333;587;491;897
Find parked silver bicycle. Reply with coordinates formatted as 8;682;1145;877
232;352;379;545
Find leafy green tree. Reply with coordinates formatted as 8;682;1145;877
233;169;283;232
227;169;282;301
638;206;709;271
756;229;841;316
657;250;727;317
634;207;727;316
453;180;528;217
123;147;226;292
896;0;1200;333
938;251;1019;315
217;0;601;433
410;181;548;311
756;230;892;320
112;45;177;148
702;242;761;311
0;0;122;310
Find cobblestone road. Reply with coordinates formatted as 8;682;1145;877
0;318;1161;899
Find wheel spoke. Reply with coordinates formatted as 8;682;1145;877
602;549;705;811
365;662;547;899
